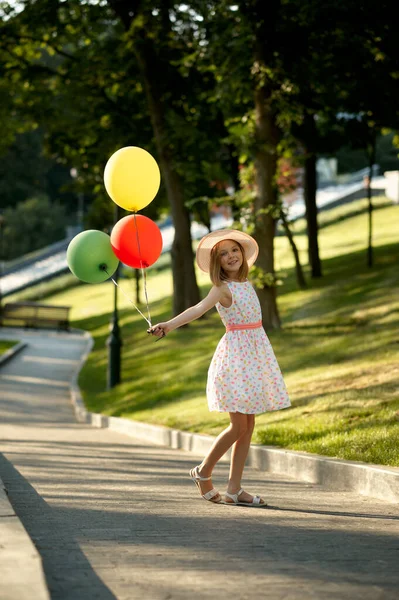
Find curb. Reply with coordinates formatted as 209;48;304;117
0;474;50;600
71;333;399;505
0;341;27;367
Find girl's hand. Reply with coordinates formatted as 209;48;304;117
147;322;170;339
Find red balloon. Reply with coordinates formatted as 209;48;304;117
110;215;163;268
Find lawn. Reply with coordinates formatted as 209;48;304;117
45;195;399;466
0;340;19;355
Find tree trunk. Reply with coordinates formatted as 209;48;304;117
134;269;141;305
253;86;281;330
238;0;282;329
108;0;200;315
303;149;322;277
137;67;200;315
366;134;376;268
280;210;307;289
164;166;201;314
226;143;241;221
216;110;241;220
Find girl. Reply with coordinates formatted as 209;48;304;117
148;229;291;507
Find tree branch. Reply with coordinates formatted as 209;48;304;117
1;45;64;79
6;33;78;61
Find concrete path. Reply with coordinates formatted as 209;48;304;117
0;329;398;600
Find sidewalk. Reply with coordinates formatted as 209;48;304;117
0;328;398;600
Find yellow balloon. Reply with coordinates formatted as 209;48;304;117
104;146;161;211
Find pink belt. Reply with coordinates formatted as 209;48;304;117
226;320;262;332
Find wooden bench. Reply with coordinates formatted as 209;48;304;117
0;302;70;331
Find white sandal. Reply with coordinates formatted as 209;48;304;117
223;488;267;507
189;466;221;503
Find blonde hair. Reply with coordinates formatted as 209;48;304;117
209;240;249;286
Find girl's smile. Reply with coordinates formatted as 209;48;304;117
218;240;243;275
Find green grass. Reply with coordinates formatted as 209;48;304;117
43;195;399;466
0;340;19;355
5;273;80;304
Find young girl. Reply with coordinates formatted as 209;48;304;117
148;229;291;507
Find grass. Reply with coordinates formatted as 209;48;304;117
4;273;80;304
0;340;19;355
38;195;399;466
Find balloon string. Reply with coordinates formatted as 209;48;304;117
111;277;152;327
103;268;152;327
133;213;152;327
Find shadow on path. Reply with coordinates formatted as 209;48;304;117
1;439;399;599
0;453;117;600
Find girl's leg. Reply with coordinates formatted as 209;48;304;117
227;414;254;489
226;414;265;503
194;412;249;498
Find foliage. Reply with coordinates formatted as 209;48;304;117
0;195;66;260
249;266;283;289
0;1;159;225
0;0;238;234
2;0;399;302
0;129;76;210
337;131;399;174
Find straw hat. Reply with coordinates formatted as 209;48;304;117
196;229;259;273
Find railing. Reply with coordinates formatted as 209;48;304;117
336;165;379;185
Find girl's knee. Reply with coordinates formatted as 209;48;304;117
235;423;248;439
229;414;249;439
240;417;254;439
247;415;255;435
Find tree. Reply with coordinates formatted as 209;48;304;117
279;0;399;275
107;1;203;314
0;0;154;233
0;129;77;212
1;0;236;314
1;195;66;260
193;1;285;328
276;158;307;289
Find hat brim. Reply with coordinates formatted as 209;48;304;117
196;229;259;273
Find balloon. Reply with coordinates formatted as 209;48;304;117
104;146;161;212
110;215;163;268
67;230;119;283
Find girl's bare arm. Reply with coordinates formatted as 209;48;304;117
148;285;227;337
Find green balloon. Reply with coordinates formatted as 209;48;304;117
67;230;119;283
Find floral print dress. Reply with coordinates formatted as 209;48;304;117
207;280;291;414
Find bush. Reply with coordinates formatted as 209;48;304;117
1;195;66;260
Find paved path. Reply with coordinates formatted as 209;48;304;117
0;329;398;600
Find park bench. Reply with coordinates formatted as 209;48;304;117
0;302;70;331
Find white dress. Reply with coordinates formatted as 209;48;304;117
207;280;291;414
